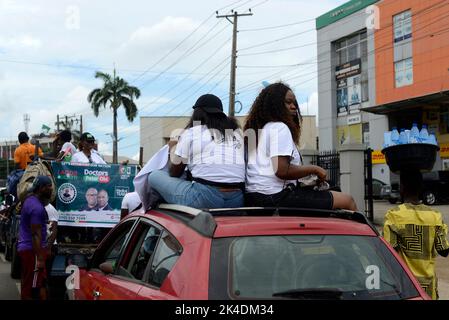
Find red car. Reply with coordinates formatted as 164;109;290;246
68;204;429;300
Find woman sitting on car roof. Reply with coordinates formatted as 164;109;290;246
243;82;357;211
148;94;245;209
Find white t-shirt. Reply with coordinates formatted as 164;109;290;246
45;204;58;243
121;192;142;212
60;142;78;160
175;125;245;184
45;203;59;222
71;150;106;164
246;122;302;195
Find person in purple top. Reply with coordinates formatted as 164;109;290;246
17;175;53;300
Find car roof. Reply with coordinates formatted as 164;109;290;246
213;216;377;238
143;204;379;239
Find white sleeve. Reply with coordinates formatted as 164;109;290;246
174;129;192;159
121;194;129;209
268;123;295;158
45;204;59;222
60;142;70;153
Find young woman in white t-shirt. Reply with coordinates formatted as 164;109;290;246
148;94;245;209
244;82;357;211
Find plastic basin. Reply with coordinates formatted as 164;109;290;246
381;143;440;174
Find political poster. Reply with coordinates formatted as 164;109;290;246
51;162;138;228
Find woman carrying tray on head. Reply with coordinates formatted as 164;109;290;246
243;82;357;211
148;94;245;209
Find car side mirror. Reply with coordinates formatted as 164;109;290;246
99;262;114;275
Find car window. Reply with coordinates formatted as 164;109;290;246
148;231;182;287
117;223;162;281
91;220;135;271
210;235;420;300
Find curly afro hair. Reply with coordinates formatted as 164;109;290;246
244;82;302;147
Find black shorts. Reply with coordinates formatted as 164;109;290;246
245;186;334;210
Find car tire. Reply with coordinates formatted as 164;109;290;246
388;198;398;204
423;190;437;206
10;243;21;279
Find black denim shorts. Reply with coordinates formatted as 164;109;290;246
245;185;334;210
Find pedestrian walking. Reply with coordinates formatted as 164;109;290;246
17;175;53;300
383;170;449;299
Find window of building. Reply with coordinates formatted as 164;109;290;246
393;10;412;43
335;30;369;114
395;58;413;87
335;31;366;65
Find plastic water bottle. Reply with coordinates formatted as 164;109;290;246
410;122;420;143
429;132;438;146
399;129;408;144
383;131;392;148
419;124;429;144
391;127;400;145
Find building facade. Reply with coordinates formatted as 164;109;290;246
316;0;449;183
140;115;317;161
316;0;390;182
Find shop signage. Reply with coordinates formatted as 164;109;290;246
336;59;361;80
440;143;449;159
347;114;362;125
371;150;386;164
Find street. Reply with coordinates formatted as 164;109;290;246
0;253;20;300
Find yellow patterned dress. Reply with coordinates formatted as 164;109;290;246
383;203;449;299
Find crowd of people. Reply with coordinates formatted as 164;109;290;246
8;81;449;300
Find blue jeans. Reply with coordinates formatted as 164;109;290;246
148;170;243;209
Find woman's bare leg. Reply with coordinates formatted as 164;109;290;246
330;191;358;211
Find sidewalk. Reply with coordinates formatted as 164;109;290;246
372;201;449;300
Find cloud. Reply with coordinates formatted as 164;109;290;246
117;16;198;69
0;35;42;49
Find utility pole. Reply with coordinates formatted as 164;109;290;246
216;10;252;116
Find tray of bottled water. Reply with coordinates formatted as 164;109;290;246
381;123;440;173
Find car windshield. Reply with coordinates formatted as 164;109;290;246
211;235;419;300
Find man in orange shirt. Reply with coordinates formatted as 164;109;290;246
14;132;43;170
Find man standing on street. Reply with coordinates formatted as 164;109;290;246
14;132;43;170
17;176;53;300
383;170;449;299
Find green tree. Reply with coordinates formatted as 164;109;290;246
87;69;141;164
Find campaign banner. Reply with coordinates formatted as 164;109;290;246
51;162;138;228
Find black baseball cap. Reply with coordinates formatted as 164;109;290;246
192;94;224;114
29;175;52;193
80;132;95;142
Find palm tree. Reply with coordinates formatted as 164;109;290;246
87;69;141;164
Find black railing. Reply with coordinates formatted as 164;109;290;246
364;148;374;222
312;150;340;189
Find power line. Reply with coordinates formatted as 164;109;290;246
240;18;315;32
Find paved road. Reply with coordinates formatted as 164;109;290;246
372;201;449;300
0;253;20;300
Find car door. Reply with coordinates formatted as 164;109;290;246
137;229;183;299
75;219;139;300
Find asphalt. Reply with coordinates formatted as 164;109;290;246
0;253;20;300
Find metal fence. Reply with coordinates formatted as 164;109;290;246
312;150;340;189
364;148;374;222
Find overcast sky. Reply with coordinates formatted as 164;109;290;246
0;0;346;159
